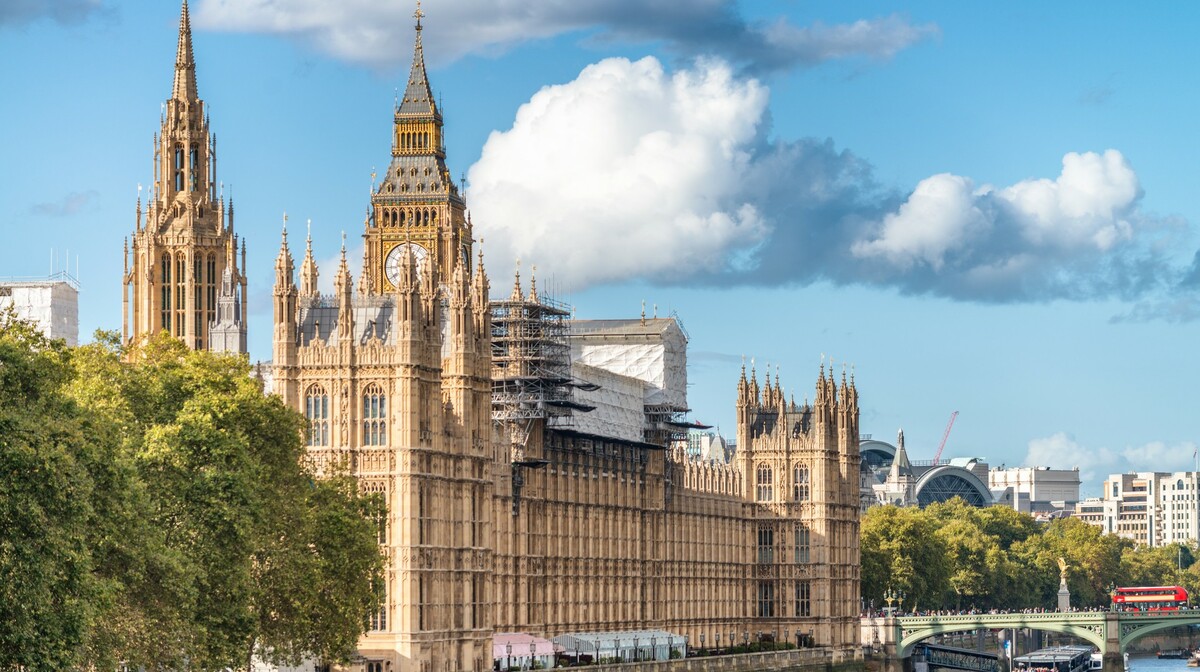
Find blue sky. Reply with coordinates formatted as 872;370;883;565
2;0;1199;495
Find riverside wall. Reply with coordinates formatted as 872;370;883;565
581;649;863;672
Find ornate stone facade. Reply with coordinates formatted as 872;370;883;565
268;10;862;672
124;0;246;353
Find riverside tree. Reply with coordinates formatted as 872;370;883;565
0;321;385;671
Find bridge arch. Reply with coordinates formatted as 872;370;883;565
1118;614;1200;651
892;614;1109;658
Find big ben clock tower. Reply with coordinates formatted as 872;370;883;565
363;5;472;294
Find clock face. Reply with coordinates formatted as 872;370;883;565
384;243;429;287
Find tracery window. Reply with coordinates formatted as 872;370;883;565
305;385;329;446
362;384;387;446
160;253;172;331
793;464;810;501
757;526;774;564
794;523;810;564
755;464;773;502
796;580;811;617
757;581;775;618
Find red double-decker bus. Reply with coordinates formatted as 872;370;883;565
1111;585;1189;611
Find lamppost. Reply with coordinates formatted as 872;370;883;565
505;643;512;671
529;642;536;670
743;631;749;649
633;637;639;662
699;633;705;654
783;629;789;652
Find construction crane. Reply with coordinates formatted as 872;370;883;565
932;411;959;466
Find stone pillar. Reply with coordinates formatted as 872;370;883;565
1058;578;1071;612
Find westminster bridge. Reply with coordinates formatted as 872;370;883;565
862;610;1200;672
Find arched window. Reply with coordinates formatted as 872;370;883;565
189;145;199;191
755;464;773;502
305;385;329;446
160;253;172;332
362;384;387;446
174;254;186;336
793;464;810;502
794;522;810;563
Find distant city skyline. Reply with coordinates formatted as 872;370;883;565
3;1;1199;495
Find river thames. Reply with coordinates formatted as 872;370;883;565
1129;656;1194;672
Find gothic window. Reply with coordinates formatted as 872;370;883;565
206;255;217;329
175;254;186;336
174;147;184;192
160;253;172;332
362;384;387;446
369;576;387;631
795;580;811;617
794;523;810;564
756;526;774;564
755;464;773;502
794;464;810;501
305;385;329;446
189;146;199;191
757;581;775;618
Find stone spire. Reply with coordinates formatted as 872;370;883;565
398;0;437;118
890;428;912;480
510;265;523;302
299;221;319;296
173;0;199;103
275;215;294;281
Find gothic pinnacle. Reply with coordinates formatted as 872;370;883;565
173;0;199;103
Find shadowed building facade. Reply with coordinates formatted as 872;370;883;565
268;9;862;672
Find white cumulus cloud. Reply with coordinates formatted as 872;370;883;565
854;150;1142;271
468;56;769;288
850;173;988;270
1023;432;1120;486
1023;432;1199;492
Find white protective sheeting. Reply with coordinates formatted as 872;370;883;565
568;363;645;444
0;281;79;346
567;318;687;409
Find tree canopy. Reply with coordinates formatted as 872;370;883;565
0;321;384;672
863;498;1200;612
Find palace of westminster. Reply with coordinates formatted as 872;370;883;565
121;3;862;671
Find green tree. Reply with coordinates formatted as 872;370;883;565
1011;516;1131;608
0;314;99;671
861;504;950;611
66;332;386;670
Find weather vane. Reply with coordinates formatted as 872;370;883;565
414;0;424;26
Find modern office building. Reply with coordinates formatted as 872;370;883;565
1075;471;1200;546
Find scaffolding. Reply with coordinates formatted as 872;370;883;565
490;294;594;462
491;292;595;515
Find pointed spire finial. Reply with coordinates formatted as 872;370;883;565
414;0;424;28
282;211;289;241
173;0;199;102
